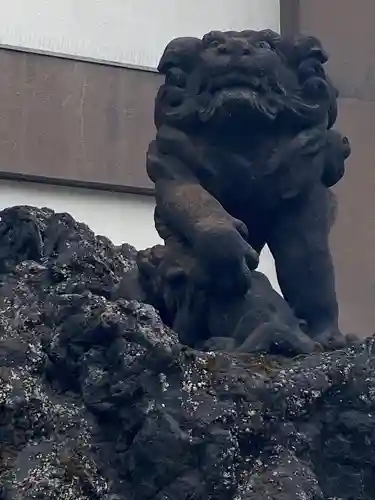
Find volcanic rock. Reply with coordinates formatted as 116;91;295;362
0;206;373;500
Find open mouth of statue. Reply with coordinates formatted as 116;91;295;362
208;73;264;94
198;74;277;124
196;71;265;97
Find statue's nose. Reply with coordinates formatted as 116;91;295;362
218;38;253;57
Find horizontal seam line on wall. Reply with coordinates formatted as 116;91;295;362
0;171;155;197
0;43;159;73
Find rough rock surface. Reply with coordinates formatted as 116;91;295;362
0;206;374;500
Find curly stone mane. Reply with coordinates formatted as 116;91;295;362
155;30;338;131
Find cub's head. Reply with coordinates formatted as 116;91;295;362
155;29;338;133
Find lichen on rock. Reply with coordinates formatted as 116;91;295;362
0;205;372;500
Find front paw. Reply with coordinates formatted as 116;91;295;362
230;217;259;271
196;219;258;265
194;224;259;296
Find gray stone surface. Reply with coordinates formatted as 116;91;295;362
0;206;373;500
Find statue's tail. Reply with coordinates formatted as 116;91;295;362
321;130;351;188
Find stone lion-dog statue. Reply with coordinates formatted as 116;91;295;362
137;29;351;355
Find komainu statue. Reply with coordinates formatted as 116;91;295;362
137;29;351;355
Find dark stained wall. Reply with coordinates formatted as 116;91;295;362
0;49;162;193
297;0;375;335
0;4;293;193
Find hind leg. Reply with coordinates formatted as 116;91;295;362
267;184;344;348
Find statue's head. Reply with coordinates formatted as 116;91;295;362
155;29;338;133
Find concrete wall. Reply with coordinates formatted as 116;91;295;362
0;180;158;250
0;179;280;291
298;0;375;335
0;0;282;292
0;0;280;69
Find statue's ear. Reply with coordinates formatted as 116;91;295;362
157;37;203;75
293;35;328;64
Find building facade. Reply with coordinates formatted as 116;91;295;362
285;0;375;337
0;0;281;283
0;0;372;335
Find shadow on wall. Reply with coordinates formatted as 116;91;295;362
0;179;281;292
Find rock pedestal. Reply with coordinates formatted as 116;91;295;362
0;206;373;500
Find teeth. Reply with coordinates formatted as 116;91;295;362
210;74;262;93
198;87;279;124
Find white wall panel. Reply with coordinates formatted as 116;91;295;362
0;0;280;69
0;179;280;292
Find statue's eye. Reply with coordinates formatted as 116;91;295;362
256;41;272;50
203;31;224;48
210;40;220;48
